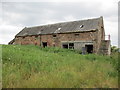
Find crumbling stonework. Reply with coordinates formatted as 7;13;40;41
14;30;101;54
99;40;111;55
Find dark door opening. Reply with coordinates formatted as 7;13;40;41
62;44;68;49
42;42;47;48
69;43;74;49
85;45;93;54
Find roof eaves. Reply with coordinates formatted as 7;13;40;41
60;29;97;34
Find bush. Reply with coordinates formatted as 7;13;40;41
111;46;119;52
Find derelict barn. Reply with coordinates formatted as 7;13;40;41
9;16;111;55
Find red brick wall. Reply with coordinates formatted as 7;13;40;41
14;31;99;53
14;35;40;46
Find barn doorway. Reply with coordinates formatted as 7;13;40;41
62;44;68;49
69;43;74;49
42;42;47;48
85;45;93;54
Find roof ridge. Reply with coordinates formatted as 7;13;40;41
26;16;102;29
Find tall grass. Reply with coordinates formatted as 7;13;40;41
2;45;118;88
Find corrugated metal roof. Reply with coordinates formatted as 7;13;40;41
16;16;103;36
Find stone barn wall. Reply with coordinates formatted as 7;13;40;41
99;40;111;55
14;35;41;45
14;31;100;53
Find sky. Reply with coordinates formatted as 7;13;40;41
0;0;119;47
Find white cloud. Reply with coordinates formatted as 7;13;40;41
64;15;76;21
0;24;23;44
104;20;118;46
1;0;119;2
41;19;60;25
0;0;118;46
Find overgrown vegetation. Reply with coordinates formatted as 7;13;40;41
2;45;118;88
111;45;119;52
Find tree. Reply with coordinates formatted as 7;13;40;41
111;46;119;52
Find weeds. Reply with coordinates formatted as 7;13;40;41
2;45;118;88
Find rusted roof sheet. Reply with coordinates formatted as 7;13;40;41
16;16;103;36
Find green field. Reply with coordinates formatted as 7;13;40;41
2;45;118;88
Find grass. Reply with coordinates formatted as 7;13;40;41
2;45;119;88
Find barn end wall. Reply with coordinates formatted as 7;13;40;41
14;31;99;53
97;16;109;54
